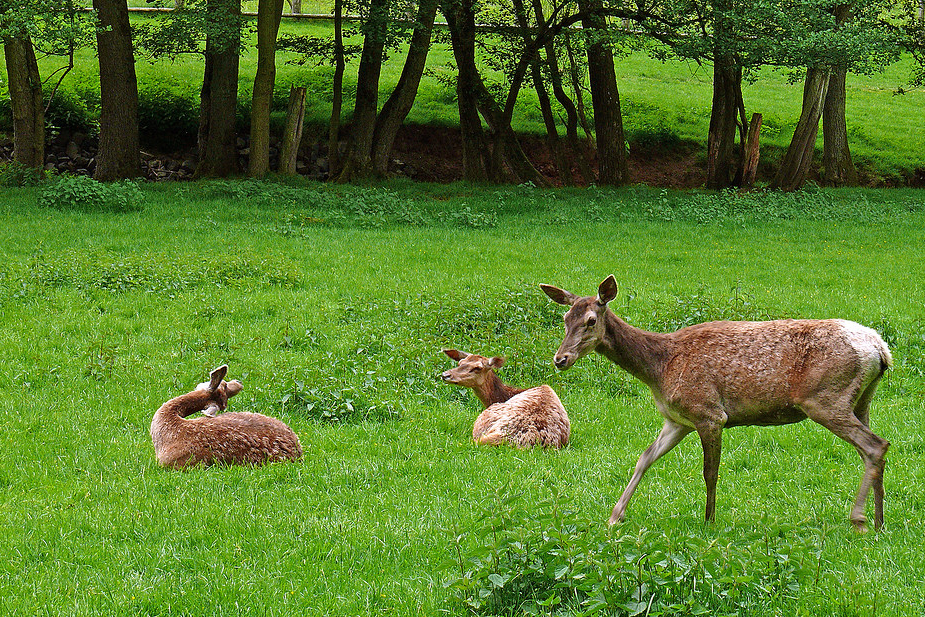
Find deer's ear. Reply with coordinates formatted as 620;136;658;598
540;284;577;306
202;403;221;417
208;365;228;391
488;356;506;369
597;275;618;305
443;349;468;361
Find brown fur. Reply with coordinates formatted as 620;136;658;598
441;349;570;449
150;365;303;469
542;276;891;531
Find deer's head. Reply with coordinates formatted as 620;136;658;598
540;275;618;370
440;349;505;388
195;364;244;417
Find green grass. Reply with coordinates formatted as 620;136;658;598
1;180;924;615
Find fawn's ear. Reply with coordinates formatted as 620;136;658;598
443;349;468;361
208;365;229;391
225;380;243;397
202;403;221;417
540;284;578;306
487;356;506;369
597;275;618;305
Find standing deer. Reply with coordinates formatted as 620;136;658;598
541;275;891;531
441;349;570;448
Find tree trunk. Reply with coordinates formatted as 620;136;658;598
370;0;439;175
443;0;489;181
741;112;762;187
578;0;627;185
279;86;306;174
532;0;591;184
511;0;570;184
821;67;857;186
3;36;44;170
564;33;595;148
772;66;830;191
195;0;241;179
821;5;857;187
328;0;345;175
706;53;741;189
93;0;141;181
337;0;390;181
248;0;285;178
474;80;546;185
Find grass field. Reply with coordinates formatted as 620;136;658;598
1;179;924;615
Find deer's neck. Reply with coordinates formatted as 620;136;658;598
473;372;526;408
153;390;211;427
598;311;669;388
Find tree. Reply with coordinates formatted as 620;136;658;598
197;0;242;178
442;0;489;181
772;0;900;190
370;0;439;175
336;0;393;180
1;0;90;172
3;35;44;170
134;0;243;177
249;0;285;178
93;0;141;180
578;0;628;185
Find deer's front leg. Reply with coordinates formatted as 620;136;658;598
609;420;691;525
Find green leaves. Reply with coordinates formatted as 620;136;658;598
444;486;817;615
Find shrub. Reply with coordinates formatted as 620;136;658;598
0;162;45;187
137;84;199;149
445;486;816;616
45;87;98;134
39;175;143;213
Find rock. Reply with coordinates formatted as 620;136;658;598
65;141;80;159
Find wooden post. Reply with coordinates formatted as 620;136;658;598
742;112;762;188
279;86;306;175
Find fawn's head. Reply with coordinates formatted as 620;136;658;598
540;275;618;370
440;349;505;389
195;364;244;417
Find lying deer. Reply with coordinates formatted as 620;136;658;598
541;275;891;531
150;365;303;469
441;349;570;448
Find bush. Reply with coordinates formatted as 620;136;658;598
0;162;45;187
38;175;143;213
445;486;816;616
45;87;98;134
137;84;199;150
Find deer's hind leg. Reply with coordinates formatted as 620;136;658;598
804;397;889;532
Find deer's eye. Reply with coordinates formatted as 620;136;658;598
586;315;597;328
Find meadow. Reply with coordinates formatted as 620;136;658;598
0;179;923;615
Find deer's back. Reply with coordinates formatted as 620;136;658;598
154;412;303;469
472;385;570;448
657;318;889;424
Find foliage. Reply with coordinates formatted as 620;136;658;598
445;486;815;615
637;187;891;225
0;161;44;187
38;175;143;213
137;83;200;149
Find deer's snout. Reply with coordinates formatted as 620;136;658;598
554;353;574;370
440;371;455;382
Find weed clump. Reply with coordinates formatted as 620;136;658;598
39;175;142;213
445;486;815;616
